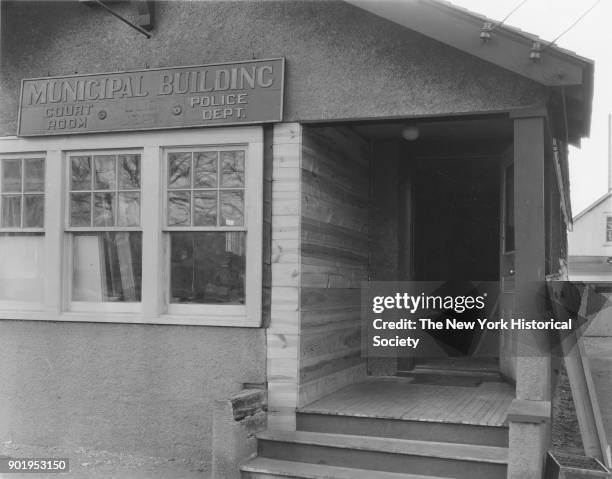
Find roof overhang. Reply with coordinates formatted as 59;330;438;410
345;0;594;142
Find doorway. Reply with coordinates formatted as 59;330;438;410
399;156;501;367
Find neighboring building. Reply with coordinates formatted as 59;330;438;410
0;1;595;479
568;191;612;282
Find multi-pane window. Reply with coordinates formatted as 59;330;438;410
0;157;45;303
68;153;142;303
166;149;247;304
167;150;245;227
69;154;141;228
607;216;612;243
1;157;44;228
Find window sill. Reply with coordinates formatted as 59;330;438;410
0;310;261;327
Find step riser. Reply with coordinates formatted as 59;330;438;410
297;413;509;447
258;440;507;479
242;473;302;479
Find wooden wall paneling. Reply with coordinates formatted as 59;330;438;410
298;126;370;406
267;123;302;430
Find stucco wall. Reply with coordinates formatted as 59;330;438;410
0;0;548;136
0;320;265;468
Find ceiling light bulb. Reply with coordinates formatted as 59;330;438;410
402;125;420;141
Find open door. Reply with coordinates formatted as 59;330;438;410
499;148;517;380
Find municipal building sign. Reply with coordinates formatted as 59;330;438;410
18;59;284;136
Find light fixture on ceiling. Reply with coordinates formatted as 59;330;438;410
401;125;420;142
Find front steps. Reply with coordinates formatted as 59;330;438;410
240;376;511;479
241;457;454;479
240;416;508;479
296;411;508;447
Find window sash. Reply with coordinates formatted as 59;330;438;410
66;150;143;231
0;127;263;326
0;155;46;232
163;146;248;231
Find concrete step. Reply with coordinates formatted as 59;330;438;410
241;457;454;479
296;411;509;447
256;430;508;479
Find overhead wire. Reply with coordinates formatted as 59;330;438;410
542;0;603;51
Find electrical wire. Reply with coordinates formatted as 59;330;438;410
544;0;602;50
494;0;530;29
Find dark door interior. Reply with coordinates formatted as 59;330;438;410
401;157;501;360
411;157;500;282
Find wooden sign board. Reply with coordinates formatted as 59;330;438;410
18;59;284;136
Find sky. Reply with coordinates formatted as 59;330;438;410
447;0;612;215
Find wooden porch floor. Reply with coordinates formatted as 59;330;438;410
299;377;514;427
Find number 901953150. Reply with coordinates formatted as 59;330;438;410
0;458;69;473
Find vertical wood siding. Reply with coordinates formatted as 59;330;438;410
267;123;302;430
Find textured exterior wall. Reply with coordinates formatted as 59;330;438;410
0;0;548;136
0;320;265;469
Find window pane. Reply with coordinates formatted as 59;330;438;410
24;158;45;192
72;232;142;302
194;191;217;226
71;156;92;190
194;151;218;188
2;159;22;193
168;152;191;189
1;195;21;227
220;190;244;226
170;232;245;304
70;192;91;227
94;192;115;227
94;155;116;190
119;154;140;189
220;151;245;187
0;233;44;302
3;195;22;228
118;192;140;227
23;195;44;228
167;191;190;226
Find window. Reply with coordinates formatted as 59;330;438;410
67;153;142;305
165;148;247;305
607;216;612;243
1;157;44;229
0;127;263;325
0;156;45;305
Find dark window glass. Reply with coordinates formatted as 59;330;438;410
1;195;21;227
71;156;92;190
24;158;45;192
170;232;245;304
23;195;44;228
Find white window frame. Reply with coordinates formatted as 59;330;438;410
64;148;144;314
605;213;612;245
162;145;252;319
0;127;263;327
0;151;47;311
